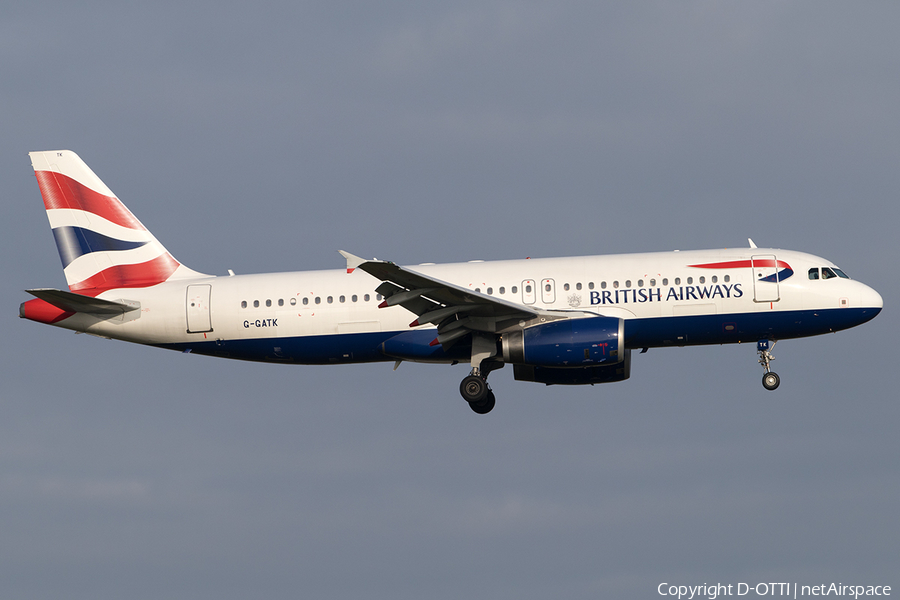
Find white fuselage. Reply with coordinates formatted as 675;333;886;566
49;247;882;361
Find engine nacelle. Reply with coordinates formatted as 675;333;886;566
501;316;624;367
513;350;631;385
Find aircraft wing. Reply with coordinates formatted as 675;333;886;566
341;251;560;346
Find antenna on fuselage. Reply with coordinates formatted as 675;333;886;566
748;238;758;249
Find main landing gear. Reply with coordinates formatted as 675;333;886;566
460;374;496;414
460;333;500;414
758;339;780;391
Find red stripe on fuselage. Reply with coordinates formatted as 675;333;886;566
688;259;791;270
34;170;146;231
69;253;181;296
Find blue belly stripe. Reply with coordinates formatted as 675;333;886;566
155;307;880;365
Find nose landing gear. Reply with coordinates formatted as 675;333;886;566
758;340;780;391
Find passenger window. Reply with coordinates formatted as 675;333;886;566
650;279;656;286
675;278;681;285
377;294;383;301
278;299;284;307
588;282;594;290
352;295;358;302
315;297;321;304
822;267;837;279
699;276;705;284
339;295;345;303
638;280;644;287
576;283;582;291
265;299;272;307
499;287;505;295
327;296;333;304
625;280;631;288
613;281;619;289
564;283;570;291
474;288;481;293
662;278;668;286
511;286;518;294
601;282;607;289
241;301;247;308
724;275;730;283
302;297;308;306
808;268;820;280
686;277;693;285
711;276;717;283
545;283;551;292
253;300;259;308
525;285;532;293
290;298;297;306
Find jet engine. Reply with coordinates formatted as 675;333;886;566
501;316;629;385
501;316;624;367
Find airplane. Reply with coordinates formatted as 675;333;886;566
19;150;883;414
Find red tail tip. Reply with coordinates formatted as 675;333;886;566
429;338;440;347
409;319;420;327
378;300;388;309
19;298;74;324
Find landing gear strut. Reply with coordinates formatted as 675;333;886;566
758;340;780;391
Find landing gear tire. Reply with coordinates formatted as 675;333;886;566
762;372;780;391
460;375;488;403
468;390;496;414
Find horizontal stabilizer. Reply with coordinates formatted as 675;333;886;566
26;288;140;316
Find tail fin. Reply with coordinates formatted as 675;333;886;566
29;150;207;296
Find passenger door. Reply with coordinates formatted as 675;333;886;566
751;255;780;303
186;284;213;333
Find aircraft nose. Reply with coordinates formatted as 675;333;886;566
858;283;883;313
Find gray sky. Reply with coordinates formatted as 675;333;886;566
2;2;898;599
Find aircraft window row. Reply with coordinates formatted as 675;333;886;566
597;274;729;290
809;267;850;280
474;274;734;298
240;293;383;309
476;286;521;295
240;271;741;309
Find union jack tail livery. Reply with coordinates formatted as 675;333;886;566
29;150;205;296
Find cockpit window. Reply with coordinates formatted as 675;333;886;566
821;267;838;280
808;268;819;280
833;268;850;279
